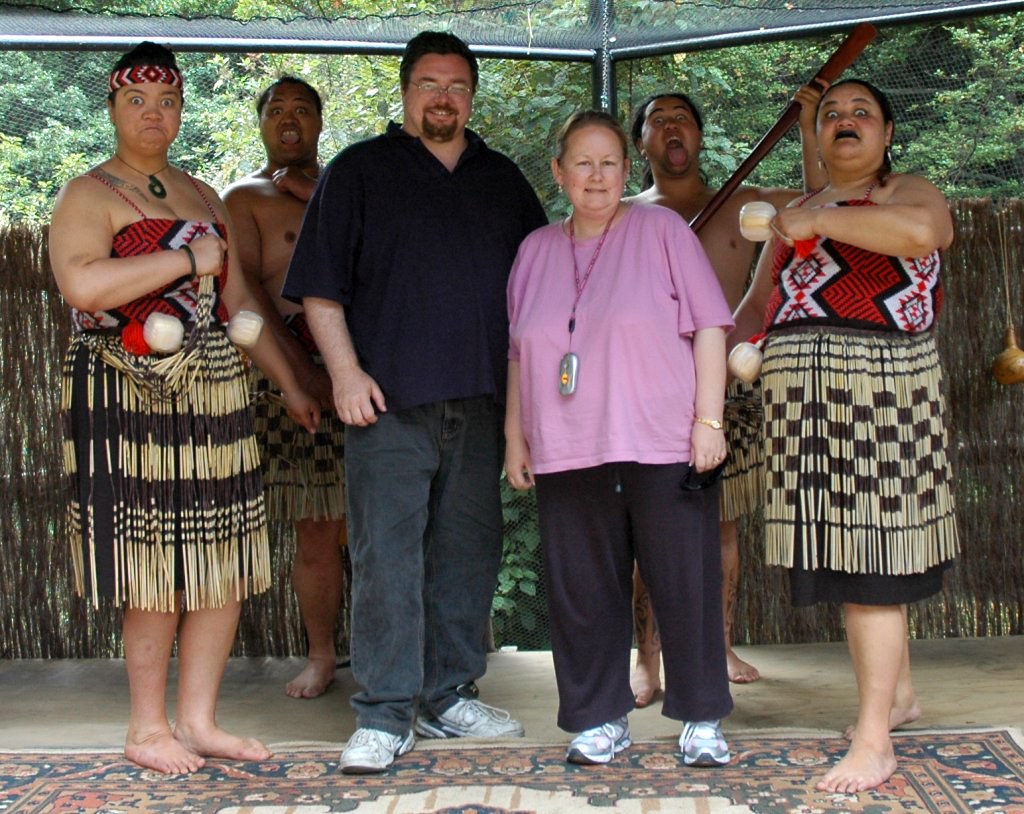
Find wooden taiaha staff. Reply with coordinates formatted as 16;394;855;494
690;22;879;234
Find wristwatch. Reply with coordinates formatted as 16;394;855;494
695;417;724;430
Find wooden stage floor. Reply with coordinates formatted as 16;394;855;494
1;637;1021;751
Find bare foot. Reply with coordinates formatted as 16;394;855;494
815;737;897;793
285;656;336;699
630;653;663;708
727;648;761;684
175;723;273;763
125;728;205;774
843;699;921;740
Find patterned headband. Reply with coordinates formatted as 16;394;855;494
109;65;184;94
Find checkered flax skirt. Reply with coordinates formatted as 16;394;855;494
761;327;959;576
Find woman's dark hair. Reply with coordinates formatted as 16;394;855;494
554;110;628;163
628;92;704;191
819;78;896;178
399;31;479;91
107;41;181;103
256;76;323;117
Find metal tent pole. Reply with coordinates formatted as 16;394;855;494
591;0;616;114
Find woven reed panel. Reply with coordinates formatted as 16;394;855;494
1;202;1021;658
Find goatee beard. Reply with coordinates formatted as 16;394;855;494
421;111;458;142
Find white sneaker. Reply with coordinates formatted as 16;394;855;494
339;727;414;774
566;716;632;764
679;719;730;767
415;698;525;739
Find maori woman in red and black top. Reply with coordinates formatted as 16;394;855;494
731;79;958;794
48;41;319;776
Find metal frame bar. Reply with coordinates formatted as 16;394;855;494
610;0;1024;60
2;0;1021;115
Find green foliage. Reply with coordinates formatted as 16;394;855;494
474;58;591;213
0;50;113;222
846;16;1023;197
3;12;1023;224
493;479;548;650
0;134;49;221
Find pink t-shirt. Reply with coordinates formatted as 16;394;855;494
508;203;733;474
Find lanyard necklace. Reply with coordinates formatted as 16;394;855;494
559;204;618;395
115;154;170;199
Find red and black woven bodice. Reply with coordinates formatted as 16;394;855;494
72;218;231;332
764;199;942;334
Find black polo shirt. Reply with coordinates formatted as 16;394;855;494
283;122;547;412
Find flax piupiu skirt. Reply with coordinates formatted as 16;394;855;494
720;377;766;523
760;327;959;607
61;329;270;612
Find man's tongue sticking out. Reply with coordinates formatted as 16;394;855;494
666;139;688;168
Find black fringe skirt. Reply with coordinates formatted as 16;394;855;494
61;329;270;612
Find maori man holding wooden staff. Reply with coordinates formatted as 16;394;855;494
625;88;823;702
223;77;348;700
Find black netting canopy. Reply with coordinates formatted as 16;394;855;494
3;1;1022;59
4;0;1022;116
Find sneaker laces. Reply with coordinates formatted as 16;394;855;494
683;720;722;743
449;698;513;725
580;719;626;740
567;717;630;763
680;719;728;758
347;728;397;760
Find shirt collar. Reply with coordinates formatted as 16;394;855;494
386;120;485;163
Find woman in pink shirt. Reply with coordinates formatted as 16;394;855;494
505;110;734;767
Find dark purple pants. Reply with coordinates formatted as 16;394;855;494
535;461;733;732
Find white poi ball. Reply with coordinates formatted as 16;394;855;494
738;201;777;242
143;312;185;354
227;310;264;348
728;342;763;384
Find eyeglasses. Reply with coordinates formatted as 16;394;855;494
410;81;473;99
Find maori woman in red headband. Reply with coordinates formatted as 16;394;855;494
49;41;319;774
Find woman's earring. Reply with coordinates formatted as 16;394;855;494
885;146;893;166
557;184;563;194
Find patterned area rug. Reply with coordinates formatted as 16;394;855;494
1;729;1022;813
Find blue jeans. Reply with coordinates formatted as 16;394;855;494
344;396;504;735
